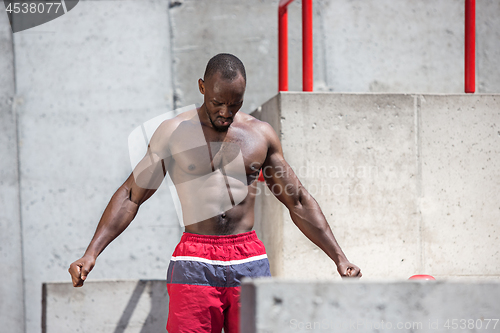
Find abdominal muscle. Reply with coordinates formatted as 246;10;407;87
175;171;257;235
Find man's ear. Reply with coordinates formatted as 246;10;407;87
198;78;205;95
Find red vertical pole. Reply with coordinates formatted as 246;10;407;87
465;0;475;93
278;4;289;91
302;0;313;91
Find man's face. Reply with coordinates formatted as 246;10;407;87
199;72;245;132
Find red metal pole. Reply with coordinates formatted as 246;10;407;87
302;0;313;91
279;1;294;92
465;0;475;93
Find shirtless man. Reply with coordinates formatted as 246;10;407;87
68;53;361;333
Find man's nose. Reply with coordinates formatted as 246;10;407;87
219;106;233;118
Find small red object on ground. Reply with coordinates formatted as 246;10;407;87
408;275;436;280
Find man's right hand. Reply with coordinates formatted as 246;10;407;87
68;255;96;287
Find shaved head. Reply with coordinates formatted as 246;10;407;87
204;53;246;83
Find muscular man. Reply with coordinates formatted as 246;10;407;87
68;53;361;333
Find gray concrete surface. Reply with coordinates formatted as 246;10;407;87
2;1;500;332
322;0;465;93
253;95;285;277
477;1;500;93
42;280;168;333
11;2;181;332
322;0;500;93
241;279;500;333
252;92;500;281
169;0;325;112
419;95;500;276
169;0;500;107
0;9;25;333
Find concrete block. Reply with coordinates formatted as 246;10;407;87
254;93;421;280
241;279;500;333
42;280;168;333
418;95;500;277
252;92;500;281
0;10;25;333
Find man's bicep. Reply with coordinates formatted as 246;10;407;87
131;119;174;189
148;119;174;159
128;152;171;205
263;151;304;208
261;123;303;208
131;150;169;189
128;118;176;203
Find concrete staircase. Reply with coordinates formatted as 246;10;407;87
42;92;500;332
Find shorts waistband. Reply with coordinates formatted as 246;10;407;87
180;230;258;245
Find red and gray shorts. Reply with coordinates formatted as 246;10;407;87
166;230;271;333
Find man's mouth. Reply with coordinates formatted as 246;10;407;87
217;118;232;126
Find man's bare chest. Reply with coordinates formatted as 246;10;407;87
168;124;267;179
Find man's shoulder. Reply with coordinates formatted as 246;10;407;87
155;108;198;135
236;112;275;134
235;113;279;153
148;110;195;155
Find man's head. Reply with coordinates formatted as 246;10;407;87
199;53;246;132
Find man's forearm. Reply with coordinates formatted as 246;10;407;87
84;185;139;259
288;190;348;265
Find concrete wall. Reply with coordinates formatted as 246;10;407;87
42;280;168;333
169;0;312;111
10;1;181;332
476;1;500;92
328;0;500;94
169;0;500;110
252;92;500;281
0;10;25;333
1;1;500;332
241;279;500;333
